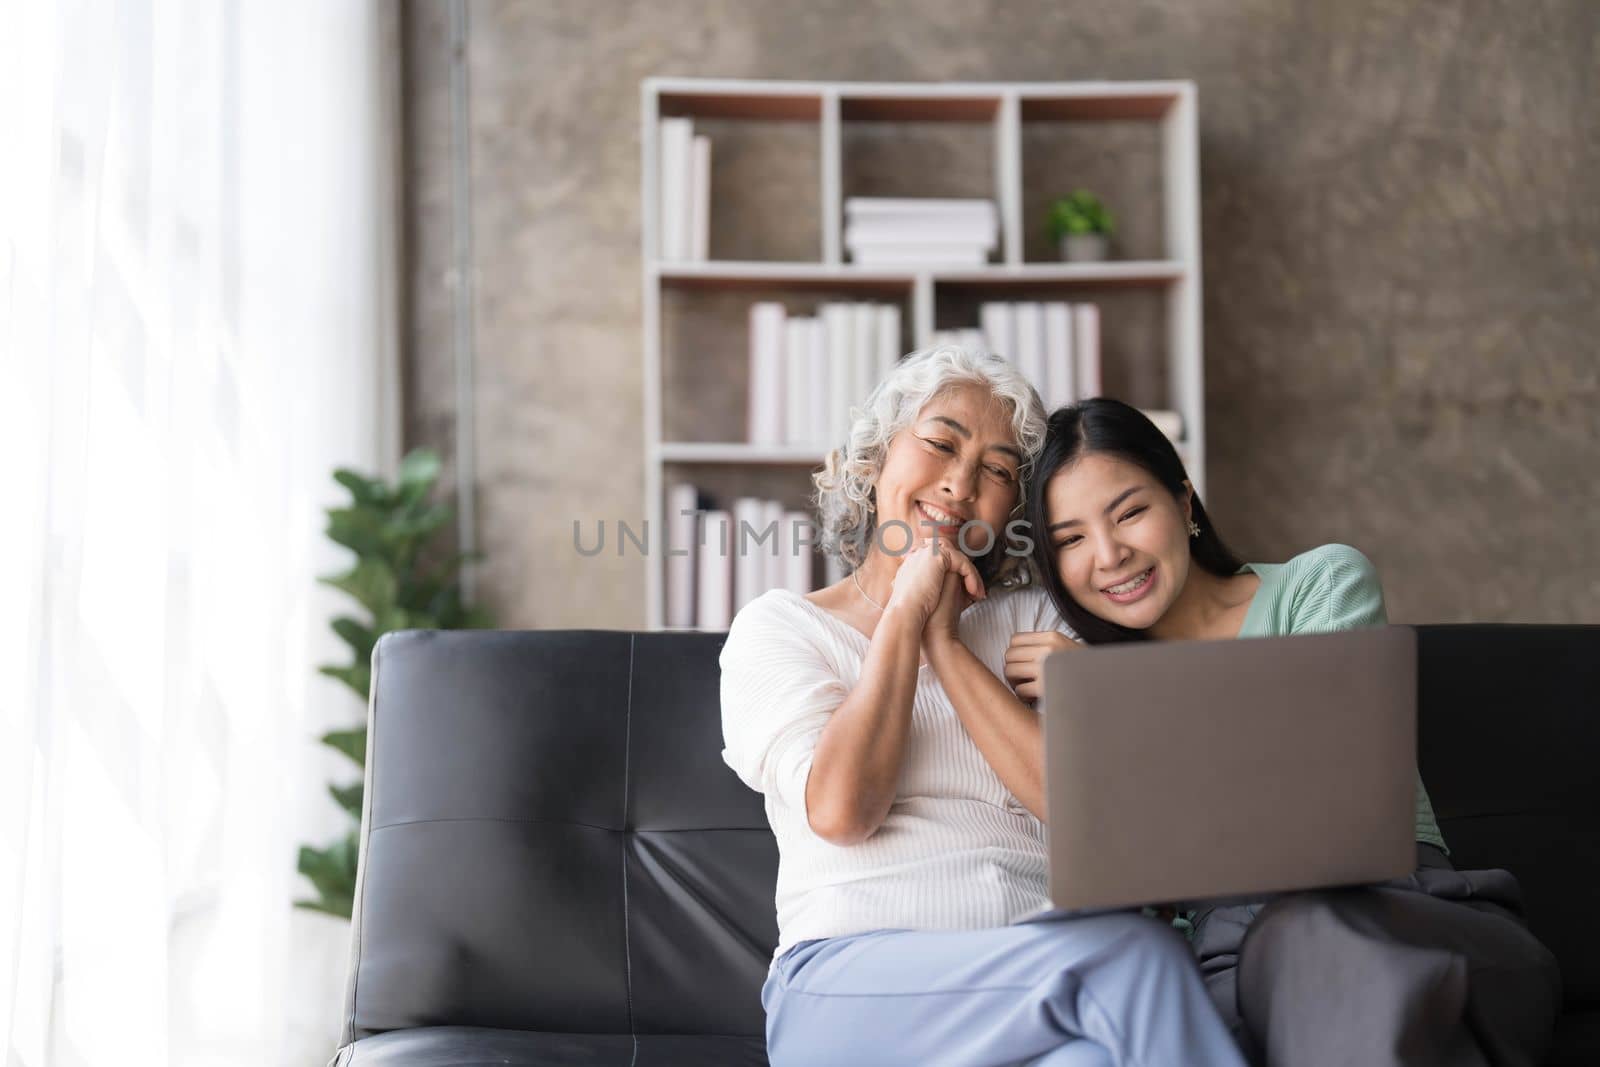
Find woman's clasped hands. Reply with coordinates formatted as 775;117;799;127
887;535;986;644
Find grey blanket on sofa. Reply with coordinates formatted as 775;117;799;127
1192;844;1563;1067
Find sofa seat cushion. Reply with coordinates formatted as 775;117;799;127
1548;1008;1600;1067
334;1025;767;1066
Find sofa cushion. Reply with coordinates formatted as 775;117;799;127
1415;626;1600;1009
339;630;778;1049
1548;1009;1600;1067
335;1025;767;1066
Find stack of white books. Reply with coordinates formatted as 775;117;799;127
929;313;1183;441
845;197;998;267
973;301;1102;412
657;117;712;262
748;300;903;447
664;483;818;630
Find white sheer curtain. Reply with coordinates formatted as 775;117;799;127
0;1;402;1064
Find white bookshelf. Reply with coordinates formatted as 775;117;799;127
654;260;1188;287
641;77;1205;630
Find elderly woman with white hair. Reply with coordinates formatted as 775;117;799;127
718;346;1244;1067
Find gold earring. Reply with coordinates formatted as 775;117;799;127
1187;518;1201;538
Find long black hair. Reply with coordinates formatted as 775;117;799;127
1025;398;1245;645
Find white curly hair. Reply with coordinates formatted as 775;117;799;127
811;344;1048;591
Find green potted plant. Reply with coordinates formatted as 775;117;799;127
296;447;493;919
1046;189;1115;262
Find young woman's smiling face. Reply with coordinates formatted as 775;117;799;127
1043;452;1194;630
873;383;1023;558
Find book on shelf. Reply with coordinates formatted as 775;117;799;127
658;118;690;262
851;303;878;411
806;317;829;451
658;118;711;263
688;134;710;261
845;196;998;267
748;302;786;445
875;305;901;385
751;300;905;449
696;509;732;631
844;217;998;248
760;498;785;598
980;303;1015;361
667;486;821;629
851;246;991;267
845;197;998;224
1073;304;1101;399
822;303;853;446
1013;302;1045;404
1042;302;1075;411
783;317;810;450
732;496;766;614
665;482;701;629
979;300;1099;409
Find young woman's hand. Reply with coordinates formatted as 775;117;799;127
1003;630;1079;704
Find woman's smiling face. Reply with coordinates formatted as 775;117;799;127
1043;452;1194;630
872;383;1023;559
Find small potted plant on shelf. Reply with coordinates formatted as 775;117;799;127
1047;189;1115;262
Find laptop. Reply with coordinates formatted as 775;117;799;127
1037;626;1418;913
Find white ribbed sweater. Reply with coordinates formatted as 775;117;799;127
719;584;1075;962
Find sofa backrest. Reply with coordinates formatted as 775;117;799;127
338;629;775;1047
1415;625;1600;1008
338;624;1599;1048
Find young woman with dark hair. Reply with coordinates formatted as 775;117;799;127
1006;397;1561;1067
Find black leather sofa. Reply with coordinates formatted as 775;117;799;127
329;624;1598;1066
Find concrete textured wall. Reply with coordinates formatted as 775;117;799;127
402;0;1599;629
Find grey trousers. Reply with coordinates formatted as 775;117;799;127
1191;844;1562;1067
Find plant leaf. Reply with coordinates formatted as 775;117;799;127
397;448;441;496
329;781;363;820
387;503;452;543
333;468;389;508
317;662;371;701
296;836;359;919
369;606;411;637
320;727;367;767
294;896;354;918
326;506;389;558
330;616;378;662
319;558;400;617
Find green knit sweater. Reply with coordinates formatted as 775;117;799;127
1235;543;1448;853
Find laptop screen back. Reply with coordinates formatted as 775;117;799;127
1041;626;1417;911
